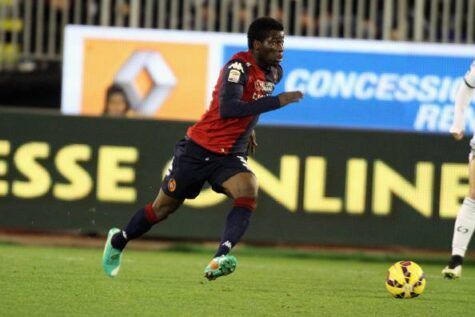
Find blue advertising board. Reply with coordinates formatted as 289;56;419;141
224;44;475;134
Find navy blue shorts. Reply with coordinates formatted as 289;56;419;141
161;138;253;200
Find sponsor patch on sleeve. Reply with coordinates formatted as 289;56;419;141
228;69;241;83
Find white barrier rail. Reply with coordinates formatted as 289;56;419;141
1;0;474;71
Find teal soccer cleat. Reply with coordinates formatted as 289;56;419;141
204;255;238;281
102;228;123;277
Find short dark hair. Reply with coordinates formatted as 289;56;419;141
247;17;284;49
106;84;126;99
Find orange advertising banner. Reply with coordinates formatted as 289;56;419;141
81;39;209;121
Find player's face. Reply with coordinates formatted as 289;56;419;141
258;30;284;66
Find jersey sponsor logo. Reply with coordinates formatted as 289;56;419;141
228;69;241;83
228;61;244;72
168;178;177;192
252;80;275;100
254;80;275;92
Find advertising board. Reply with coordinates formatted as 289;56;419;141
63;26;475;134
0;111;469;248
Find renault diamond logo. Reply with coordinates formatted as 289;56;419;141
115;51;177;115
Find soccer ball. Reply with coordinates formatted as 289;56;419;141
385;261;426;299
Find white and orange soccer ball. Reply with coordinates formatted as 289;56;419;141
385;261;426;299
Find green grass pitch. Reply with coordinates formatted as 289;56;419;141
1;243;475;316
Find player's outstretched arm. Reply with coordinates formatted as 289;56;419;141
450;62;475;141
219;85;280;118
219;85;304;118
218;60;303;118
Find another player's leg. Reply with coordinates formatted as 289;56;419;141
442;156;475;279
102;190;183;277
204;172;257;280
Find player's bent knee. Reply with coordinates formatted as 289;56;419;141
229;173;258;198
151;199;182;222
229;185;258;200
234;197;257;211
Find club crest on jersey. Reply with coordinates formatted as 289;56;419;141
228;62;244;72
168;178;177;192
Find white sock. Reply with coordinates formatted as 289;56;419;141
452;197;475;257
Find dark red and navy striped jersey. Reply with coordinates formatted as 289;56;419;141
187;51;283;154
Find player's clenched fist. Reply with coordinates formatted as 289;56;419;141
278;91;304;106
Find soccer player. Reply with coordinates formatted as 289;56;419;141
442;60;475;279
102;17;303;280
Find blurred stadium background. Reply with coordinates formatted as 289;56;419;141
2;1;475;315
2;0;475;107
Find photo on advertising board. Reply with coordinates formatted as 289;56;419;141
62;27;216;121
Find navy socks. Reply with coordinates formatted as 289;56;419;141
111;204;157;250
215;206;252;257
110;202;253;256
